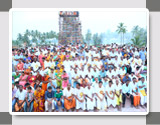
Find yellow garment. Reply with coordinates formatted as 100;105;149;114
116;91;122;105
60;68;63;73
140;90;147;96
46;54;50;60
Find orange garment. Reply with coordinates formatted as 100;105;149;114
33;89;45;112
24;68;31;75
133;93;140;106
59;54;65;61
120;75;125;82
41;62;45;70
64;96;76;110
42;75;49;91
15;100;25;112
80;78;88;84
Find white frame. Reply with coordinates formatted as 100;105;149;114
9;8;149;115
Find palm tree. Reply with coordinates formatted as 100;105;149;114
85;29;92;46
25;29;30;36
93;33;99;46
131;35;145;48
23;34;30;46
132;25;140;37
122;28;127;44
116;23;127;45
17;33;23;41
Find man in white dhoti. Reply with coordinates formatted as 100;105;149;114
74;83;86;112
85;83;95;111
138;77;147;108
105;81;117;109
95;81;107;111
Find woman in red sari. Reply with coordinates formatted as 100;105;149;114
27;72;36;88
33;85;45;112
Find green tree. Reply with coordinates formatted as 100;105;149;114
131;35;145;48
93;33;99;46
85;29;92;46
25;29;30;36
23;34;30;46
131;26;147;45
132;25;140;37
122;28;127;44
116;23;127;45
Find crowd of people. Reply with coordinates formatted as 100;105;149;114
12;43;147;112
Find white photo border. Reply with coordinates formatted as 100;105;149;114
9;8;149;115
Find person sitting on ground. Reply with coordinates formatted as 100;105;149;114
12;83;17;112
63;83;76;111
95;81;107;111
122;80;133;107
54;87;64;112
138;77;147;108
75;83;86;112
15;85;26;112
24;86;34;112
131;77;140;109
45;86;55;112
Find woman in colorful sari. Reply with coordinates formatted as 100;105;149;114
55;68;62;89
42;73;49;91
61;71;69;89
19;71;28;89
27;72;36;88
33;85;45;112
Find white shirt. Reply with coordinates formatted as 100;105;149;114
135;58;142;66
49;61;55;69
130;82;138;94
15;90;27;100
63;88;74;98
137;81;147;93
122;84;132;94
31;62;41;71
92;81;99;89
119;69;126;76
85;87;94;98
106;70;114;79
44;61;50;69
112;69;119;77
114;83;122;92
105;84;115;96
72;72;79;79
95;86;105;98
75;87;85;99
39;70;44;76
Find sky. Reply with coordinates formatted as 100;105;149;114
12;10;147;40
